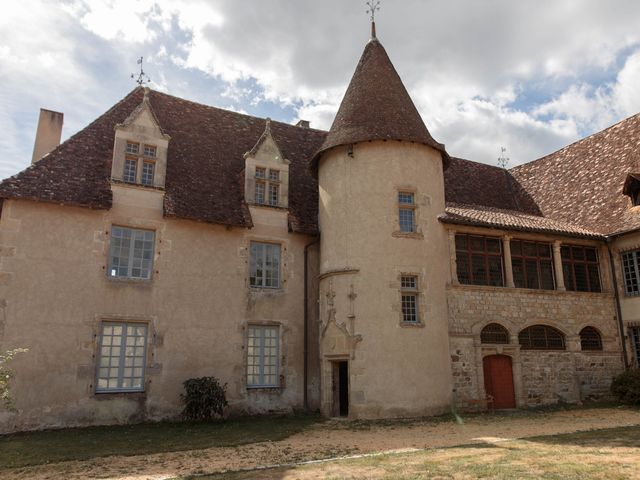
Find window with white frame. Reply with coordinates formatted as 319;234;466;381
96;322;147;392
622;250;640;296
141;161;155;186
398;192;416;233
400;275;419;323
122;140;157;186
108;226;155;279
126;142;139;155
249;242;280;288
143;145;157;157
254;167;280;206
247;325;279;387
123;158;137;183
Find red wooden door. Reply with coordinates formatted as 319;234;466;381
483;355;516;409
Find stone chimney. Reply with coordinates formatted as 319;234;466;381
296;120;310;128
32;108;64;164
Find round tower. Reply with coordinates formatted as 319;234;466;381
313;31;453;418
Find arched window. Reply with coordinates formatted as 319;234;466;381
518;325;566;350
480;323;510;344
580;327;603;351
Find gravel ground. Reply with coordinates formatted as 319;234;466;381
3;407;640;480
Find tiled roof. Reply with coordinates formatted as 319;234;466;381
0;88;327;234
3;84;639;240
444;157;540;215
440;203;603;239
510;113;640;236
313;39;448;167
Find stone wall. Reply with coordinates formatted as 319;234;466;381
448;284;623;410
0;193;319;433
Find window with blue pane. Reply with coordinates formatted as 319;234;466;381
398;191;416;233
249;242;281;288
96;322;147;392
108;226;155;280
247;325;279;387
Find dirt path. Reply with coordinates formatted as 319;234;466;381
4;407;640;480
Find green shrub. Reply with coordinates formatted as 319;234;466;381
181;376;228;421
611;368;640;404
1;348;28;411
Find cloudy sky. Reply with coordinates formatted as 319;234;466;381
2;0;640;180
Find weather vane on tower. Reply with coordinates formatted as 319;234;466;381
131;56;151;86
366;1;381;39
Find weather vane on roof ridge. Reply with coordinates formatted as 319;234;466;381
366;1;381;38
498;146;510;169
131;56;151;86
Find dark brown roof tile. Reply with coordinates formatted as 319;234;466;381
313;39;448;166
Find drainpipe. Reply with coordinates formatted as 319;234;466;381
606;239;630;369
303;236;320;411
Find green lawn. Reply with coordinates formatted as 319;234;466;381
0;414;321;469
194;425;640;480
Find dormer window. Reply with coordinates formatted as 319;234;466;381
143;145;157;158
120;140;158;187
254;167;280;207
126;142;139;155
141;161;155;186
112;89;170;189
623;173;640;206
123;158;137;183
244;118;290;209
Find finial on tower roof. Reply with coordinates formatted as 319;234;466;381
365;1;381;39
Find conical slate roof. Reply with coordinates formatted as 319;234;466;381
313;38;449;165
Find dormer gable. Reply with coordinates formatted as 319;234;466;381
112;88;171;189
244;119;290;208
623;173;640;207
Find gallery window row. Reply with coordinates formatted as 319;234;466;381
479;323;603;351
454;233;603;293
96;322;280;393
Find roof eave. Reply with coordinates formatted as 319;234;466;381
437;215;604;240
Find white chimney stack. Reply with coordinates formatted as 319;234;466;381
32;108;64;164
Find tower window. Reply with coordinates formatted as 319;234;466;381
400;275;419;323
398;191;416;233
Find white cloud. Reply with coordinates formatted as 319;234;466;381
3;0;640;178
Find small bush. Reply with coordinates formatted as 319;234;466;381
181;376;229;421
1;348;28;411
611;368;640;404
